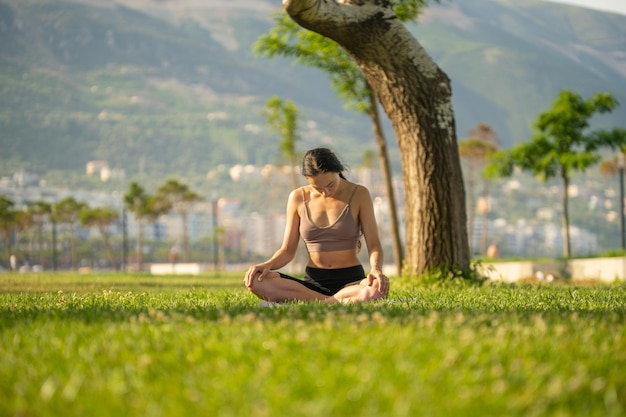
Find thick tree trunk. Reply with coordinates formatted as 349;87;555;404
284;0;470;274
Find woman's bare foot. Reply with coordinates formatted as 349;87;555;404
338;284;385;303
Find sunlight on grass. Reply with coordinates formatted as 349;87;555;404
1;273;625;417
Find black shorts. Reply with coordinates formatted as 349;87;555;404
279;265;366;296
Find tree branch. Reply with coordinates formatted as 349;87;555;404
283;0;396;46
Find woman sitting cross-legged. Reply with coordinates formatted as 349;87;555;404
244;147;389;303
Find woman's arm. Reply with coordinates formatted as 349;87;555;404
245;188;303;283
357;185;389;295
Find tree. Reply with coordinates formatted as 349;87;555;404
282;0;469;274
27;201;52;268
458;123;499;255
487;90;626;258
254;9;414;275
155;178;202;262
599;150;626;250
361;149;376;169
263;96;301;190
124;182;150;271
0;195;16;267
53;197;87;270
13;209;33;267
79;206;120;269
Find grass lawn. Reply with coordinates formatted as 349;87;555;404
1;272;625;417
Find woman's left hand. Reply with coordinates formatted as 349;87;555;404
367;271;389;297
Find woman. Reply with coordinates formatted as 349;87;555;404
244;147;389;303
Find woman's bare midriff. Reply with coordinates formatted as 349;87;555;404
307;249;362;269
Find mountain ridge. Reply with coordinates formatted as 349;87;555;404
413;0;626;144
1;0;625;185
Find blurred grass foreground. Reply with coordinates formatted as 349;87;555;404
1;272;625;417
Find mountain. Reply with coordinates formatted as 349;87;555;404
412;0;626;146
1;0;625;185
0;0;358;183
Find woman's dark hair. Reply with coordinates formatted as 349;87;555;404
301;147;346;179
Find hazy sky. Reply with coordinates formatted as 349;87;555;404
545;0;626;15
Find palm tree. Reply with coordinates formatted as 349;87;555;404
124;182;150;271
79;206;120;269
27;201;52;269
458;123;500;255
0;195;16;267
263;96;301;190
367;88;404;274
52;197;87;270
13;209;33;268
599;151;626;250
156;179;202;262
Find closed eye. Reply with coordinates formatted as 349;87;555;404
313;180;334;193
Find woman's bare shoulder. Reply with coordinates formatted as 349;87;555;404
352;183;372;201
287;186;307;207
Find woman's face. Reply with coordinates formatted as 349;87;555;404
307;172;341;197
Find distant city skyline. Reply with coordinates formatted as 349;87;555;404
544;0;626;15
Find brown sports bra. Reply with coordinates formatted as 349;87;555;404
299;185;361;252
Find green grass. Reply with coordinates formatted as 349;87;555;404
1;272;625;417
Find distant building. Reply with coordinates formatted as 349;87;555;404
86;160;108;176
100;167;126;182
86;161;125;182
242;212;283;257
13;170;39;187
